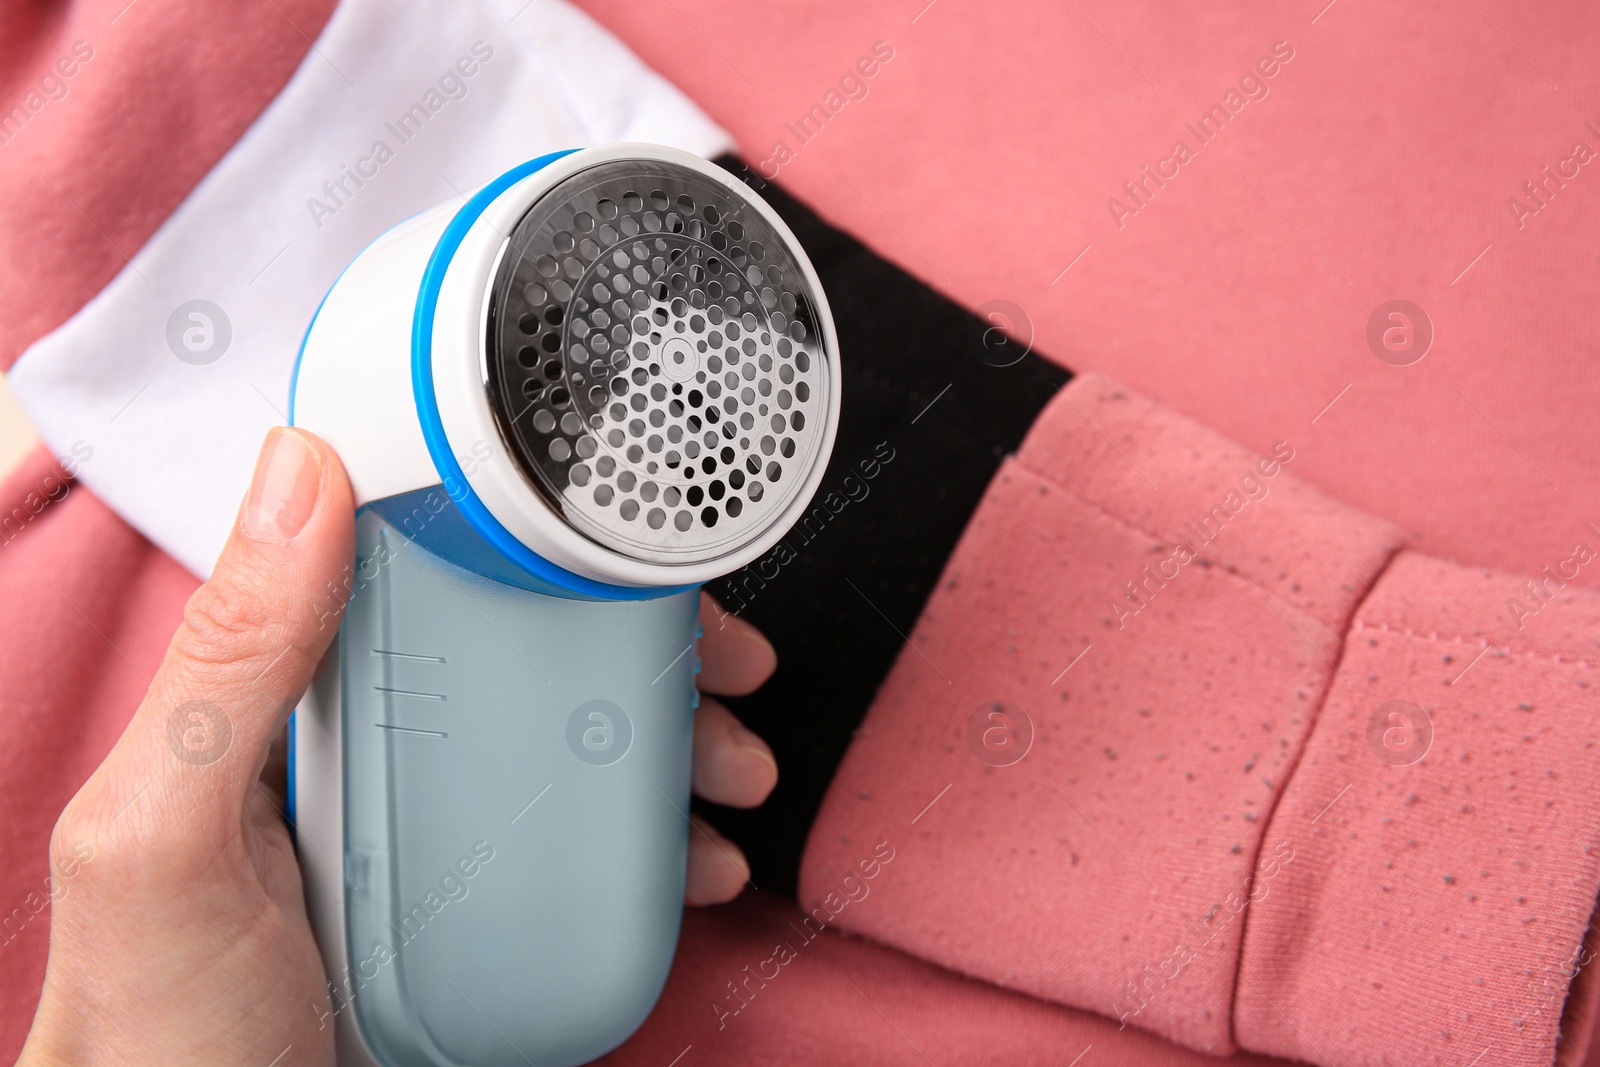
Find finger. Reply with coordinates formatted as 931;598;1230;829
104;428;354;824
692;697;777;808
697;593;776;696
685;815;751;906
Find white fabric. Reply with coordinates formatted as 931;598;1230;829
9;0;731;578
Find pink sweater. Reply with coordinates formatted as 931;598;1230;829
3;2;1598;1065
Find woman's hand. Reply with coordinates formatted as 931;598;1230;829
18;427;779;1067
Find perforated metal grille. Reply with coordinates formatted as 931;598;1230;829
486;159;832;565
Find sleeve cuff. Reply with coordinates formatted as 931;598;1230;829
1236;549;1600;1067
799;372;1600;1065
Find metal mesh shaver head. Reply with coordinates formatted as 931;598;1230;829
486;158;833;567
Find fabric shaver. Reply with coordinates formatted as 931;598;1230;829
288;144;840;1067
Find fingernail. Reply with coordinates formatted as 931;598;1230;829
732;722;778;774
728;612;776;657
244;429;322;542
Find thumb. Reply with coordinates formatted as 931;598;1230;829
97;427;355;835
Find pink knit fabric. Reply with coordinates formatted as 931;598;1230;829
1238;551;1600;1066
800;374;1600;1066
593;889;1288;1067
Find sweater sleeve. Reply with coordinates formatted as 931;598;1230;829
798;372;1600;1066
1236;550;1600;1067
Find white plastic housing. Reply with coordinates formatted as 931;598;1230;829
292;143;841;589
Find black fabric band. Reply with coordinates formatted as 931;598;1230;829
700;157;1071;895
